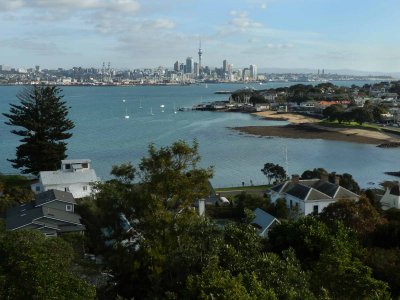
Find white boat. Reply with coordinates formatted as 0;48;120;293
150;107;154;115
139;99;143;109
173;103;177;114
124;107;130;119
160;104;165;113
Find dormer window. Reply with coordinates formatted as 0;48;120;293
82;163;88;168
66;205;73;212
65;164;71;170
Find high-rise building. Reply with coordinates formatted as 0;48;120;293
194;62;199;77
223;60;228;73
35;65;41;72
186;57;193;74
174;61;179;72
250;64;257;80
198;39;203;76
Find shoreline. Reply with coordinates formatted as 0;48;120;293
234;111;400;145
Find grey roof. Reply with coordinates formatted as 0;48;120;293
6;205;82;231
39;169;99;185
6;202;35;217
35;189;76;206
269;178;358;202
61;159;91;164
252;208;279;231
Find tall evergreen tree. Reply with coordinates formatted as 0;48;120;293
3;85;74;175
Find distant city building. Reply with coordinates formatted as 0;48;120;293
250;64;257;80
174;61;179;72
242;68;250;81
179;63;185;73
194;62;199;77
223;59;228;74
35;65;41;73
185;57;193;74
198;40;203;76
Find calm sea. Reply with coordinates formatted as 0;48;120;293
1;82;399;188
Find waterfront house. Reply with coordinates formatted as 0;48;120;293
31;159;100;199
252;208;280;238
380;183;400;210
268;174;359;216
6;189;85;237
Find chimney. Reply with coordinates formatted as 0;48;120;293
291;174;300;184
335;176;340;186
321;174;329;182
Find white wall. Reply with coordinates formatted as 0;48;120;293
381;189;400;210
40;183;93;199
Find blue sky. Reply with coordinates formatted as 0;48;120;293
1;0;400;72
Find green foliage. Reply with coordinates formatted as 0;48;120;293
0;230;95;300
322;104;344;121
261;163;286;185
319;197;385;237
365;247;400;297
3;85;74;175
0;174;34;214
235;192;271;212
312;240;390;299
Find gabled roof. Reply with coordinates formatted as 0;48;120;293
269;178;359;202
35;189;76;206
6;204;83;231
252;208;280;232
39;169;99;185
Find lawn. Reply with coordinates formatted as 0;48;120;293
318;120;381;131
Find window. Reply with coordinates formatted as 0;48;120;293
65;164;71;169
290;200;293;209
64;187;70;192
83;185;88;191
313;205;319;214
66;204;73;212
81;163;88;168
35;186;40;192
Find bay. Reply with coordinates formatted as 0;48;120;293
1;81;399;188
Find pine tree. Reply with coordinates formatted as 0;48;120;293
3;85;74;175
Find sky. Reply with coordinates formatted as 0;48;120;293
1;0;400;72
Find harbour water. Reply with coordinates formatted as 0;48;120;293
1;82;399;188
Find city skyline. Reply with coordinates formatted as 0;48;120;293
1;0;400;72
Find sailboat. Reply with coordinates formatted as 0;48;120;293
173;103;177;114
150;107;155;116
160;104;165;113
122;99;130;119
205;84;208;89
139;99;143;109
124;107;130;119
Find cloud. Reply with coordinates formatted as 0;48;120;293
0;0;140;13
230;12;263;30
0;38;66;55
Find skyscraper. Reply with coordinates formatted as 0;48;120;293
223;59;228;73
250;64;257;80
174;61;179;72
194;62;199;77
198;39;202;76
186;57;193;74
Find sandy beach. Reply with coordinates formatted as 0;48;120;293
237;111;400;145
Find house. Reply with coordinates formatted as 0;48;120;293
380;183;400;210
31;159;100;198
252;208;280;238
268;174;359;216
6;189;85;237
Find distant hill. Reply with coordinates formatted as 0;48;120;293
258;67;400;78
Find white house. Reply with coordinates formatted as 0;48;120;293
268;174;359;216
252;208;280;238
380;183;400;210
31;159;100;199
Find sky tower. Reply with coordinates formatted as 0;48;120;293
198;39;202;76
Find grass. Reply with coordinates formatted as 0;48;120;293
318;120;381;131
215;185;269;192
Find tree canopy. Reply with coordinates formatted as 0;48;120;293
3;85;74;175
